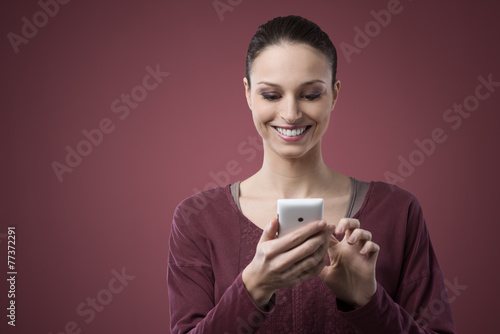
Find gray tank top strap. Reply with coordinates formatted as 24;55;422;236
344;177;357;218
230;181;242;211
345;177;370;218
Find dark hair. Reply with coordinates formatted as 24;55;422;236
245;15;337;88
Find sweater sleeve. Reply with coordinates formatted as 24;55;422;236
338;189;457;333
167;201;274;334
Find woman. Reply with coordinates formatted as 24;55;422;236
168;15;456;333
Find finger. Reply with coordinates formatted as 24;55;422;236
276;219;328;253
360;240;380;257
283;242;328;282
347;229;372;245
326;222;337;235
335;218;360;235
281;230;329;268
290;257;326;285
304;247;329;276
259;218;279;243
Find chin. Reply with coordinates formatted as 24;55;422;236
272;145;312;160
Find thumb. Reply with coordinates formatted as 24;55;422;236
326;234;340;260
259;218;279;243
328;234;340;246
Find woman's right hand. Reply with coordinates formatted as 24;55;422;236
241;218;330;309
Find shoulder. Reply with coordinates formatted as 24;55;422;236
356;180;425;228
170;185;239;255
177;185;230;209
173;184;238;227
169;184;242;267
364;181;421;211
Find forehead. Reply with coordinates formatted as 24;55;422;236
250;43;331;85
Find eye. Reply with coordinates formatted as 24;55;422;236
261;93;281;101
303;93;321;101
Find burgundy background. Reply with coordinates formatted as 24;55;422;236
1;0;499;333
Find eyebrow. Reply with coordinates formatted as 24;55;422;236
256;79;326;88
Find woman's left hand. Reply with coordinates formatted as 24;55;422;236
319;218;380;308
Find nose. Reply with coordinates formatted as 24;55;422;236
280;97;302;124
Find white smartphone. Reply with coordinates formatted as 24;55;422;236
277;198;324;237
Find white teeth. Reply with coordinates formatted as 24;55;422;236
276;127;307;137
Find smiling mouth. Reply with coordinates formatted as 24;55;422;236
273;126;310;137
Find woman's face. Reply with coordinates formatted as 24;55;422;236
244;43;340;160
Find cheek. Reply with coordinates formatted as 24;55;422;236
308;102;332;126
251;98;276;124
319;109;332;125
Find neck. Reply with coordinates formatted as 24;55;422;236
255;142;335;198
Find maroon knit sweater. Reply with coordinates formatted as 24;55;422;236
168;181;456;333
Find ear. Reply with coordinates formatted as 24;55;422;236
243;77;252;110
330;80;341;111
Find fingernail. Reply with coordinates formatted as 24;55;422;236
318;220;326;228
348;235;356;243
